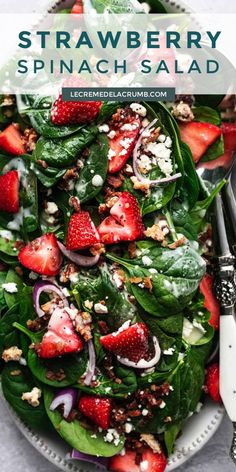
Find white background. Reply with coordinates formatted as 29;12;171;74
0;0;235;471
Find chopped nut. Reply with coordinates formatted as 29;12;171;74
140;434;162;454
143;277;153;292
130;176;150;193
107;173;125;188
46;369;66;381
74;311;93;341
90;243;105;256
144;224;165;242
22;387;42;407
123;163;134;175
115;378;122;385
2;346;22;362
130;277;143;284
36;159;48;169
84;300;93;310
128;242;137;259
10;369;21;376
23;128;38;152
164;416;173;423
172;101;194;122
59;263;79;284
105;195;120;208
168;236;186;249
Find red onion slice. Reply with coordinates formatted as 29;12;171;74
117;336;161;369
33;280;69;318
84;339;96;386
58;242;100;267
133;118;182;186
70;450;108;470
49;388;77;418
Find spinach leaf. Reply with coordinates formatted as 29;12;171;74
3;269;24;309
139;344;209;434
0;304;19;355
1;362;49;429
77;366;137;398
179;143;200;208
74;265;137;329
171;179;225;239
27;350;87;388
20;167;38;233
0;228;22;256
44;388;124;456
194;95;224;108
90;0;142;12
122;177;176;216
164;423;181;456
107;244;206;316
75;134;109;203
140;0;167;13
97;102;121;123
200;135;224;163
26;96;84;138
0;271;7;310
193;106;221;126
33;126;98;168
30;162;66;188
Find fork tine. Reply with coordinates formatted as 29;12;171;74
215;193;231;256
224;181;236;238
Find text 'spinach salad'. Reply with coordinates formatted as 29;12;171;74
0;1;236;471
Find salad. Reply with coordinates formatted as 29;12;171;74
1;2;236;472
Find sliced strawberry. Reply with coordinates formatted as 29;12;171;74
0;170;19;213
100;322;149;364
142;448;167;472
66;212;100;251
108;112;141;173
200;274;220;330
18;233;62;276
51;97;101;126
78;395;111;429
222;122;236;151
98;191;144;244
179;121;222;163
71;0;83;13
109;450;139;472
205;363;222;403
35;307;83;358
109;447;167;472
198;121;236;170
0;124;25;155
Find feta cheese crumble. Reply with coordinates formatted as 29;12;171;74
163;347;175;356
45;201;58;215
142;255;153;266
94;303;108;314
2;282;18;293
22;387;42;407
98;124;109;133
2;346;22;362
130;103;147;117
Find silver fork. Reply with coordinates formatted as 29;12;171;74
213;177;236;464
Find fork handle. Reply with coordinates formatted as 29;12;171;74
220;314;236;421
230;422;236;464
